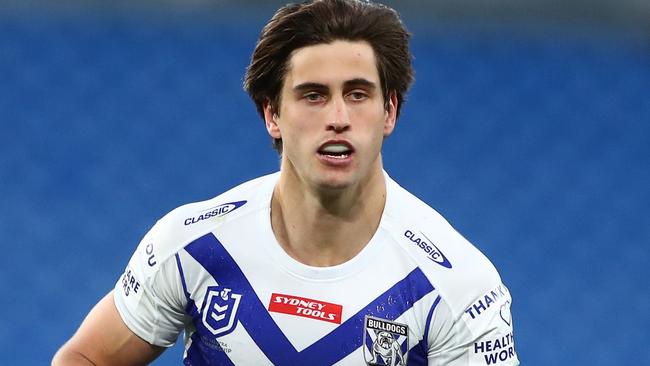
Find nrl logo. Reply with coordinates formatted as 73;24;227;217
363;316;408;366
200;286;242;337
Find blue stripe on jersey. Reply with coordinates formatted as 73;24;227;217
407;295;442;366
184;233;435;365
184;234;295;365
300;270;435;365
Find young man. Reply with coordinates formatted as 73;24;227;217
53;1;519;365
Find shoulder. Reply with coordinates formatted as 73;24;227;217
382;175;503;319
131;172;278;277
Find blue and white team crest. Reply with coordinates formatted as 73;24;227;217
363;316;408;366
200;286;242;337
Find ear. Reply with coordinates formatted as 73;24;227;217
263;100;282;139
383;92;398;137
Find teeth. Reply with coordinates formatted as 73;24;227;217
321;144;350;154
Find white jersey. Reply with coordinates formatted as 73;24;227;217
114;172;519;366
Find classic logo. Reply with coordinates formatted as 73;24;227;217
268;293;343;324
201;286;242;337
184;200;247;226
404;230;452;269
363;316;408;366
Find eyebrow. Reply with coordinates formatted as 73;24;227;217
293;82;328;94
344;78;377;90
292;78;378;93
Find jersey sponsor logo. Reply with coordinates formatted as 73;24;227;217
464;284;510;321
184;200;247;226
404;230;452;269
144;243;157;267
196;336;232;354
363;316;408;366
200;286;242;337
121;266;141;297
268;293;343;324
473;332;517;365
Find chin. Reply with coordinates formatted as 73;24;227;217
315;178;352;191
313;171;356;191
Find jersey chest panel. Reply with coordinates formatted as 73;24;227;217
176;230;437;366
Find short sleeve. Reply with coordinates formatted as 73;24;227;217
113;223;189;347
427;284;519;365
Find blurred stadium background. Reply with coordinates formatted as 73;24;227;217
1;0;649;364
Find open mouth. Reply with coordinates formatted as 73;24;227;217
318;142;354;159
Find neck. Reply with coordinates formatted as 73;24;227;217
270;161;387;267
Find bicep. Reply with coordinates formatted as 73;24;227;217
53;291;164;366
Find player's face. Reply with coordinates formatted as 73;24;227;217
264;40;397;191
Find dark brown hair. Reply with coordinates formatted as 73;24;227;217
243;0;414;152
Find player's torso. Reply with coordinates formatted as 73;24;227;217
175;205;439;366
116;173;516;365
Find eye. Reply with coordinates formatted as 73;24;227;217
347;91;368;101
304;92;325;102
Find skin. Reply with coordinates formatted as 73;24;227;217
265;40;397;266
51;291;163;365
52;39;398;364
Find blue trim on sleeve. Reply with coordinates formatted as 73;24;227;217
424;295;441;344
175;253;197;315
175;253;191;301
408;295;442;365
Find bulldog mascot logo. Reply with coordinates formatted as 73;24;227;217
363;316;408;366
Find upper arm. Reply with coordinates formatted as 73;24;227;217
52;291;164;366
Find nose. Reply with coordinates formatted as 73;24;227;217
327;96;350;132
